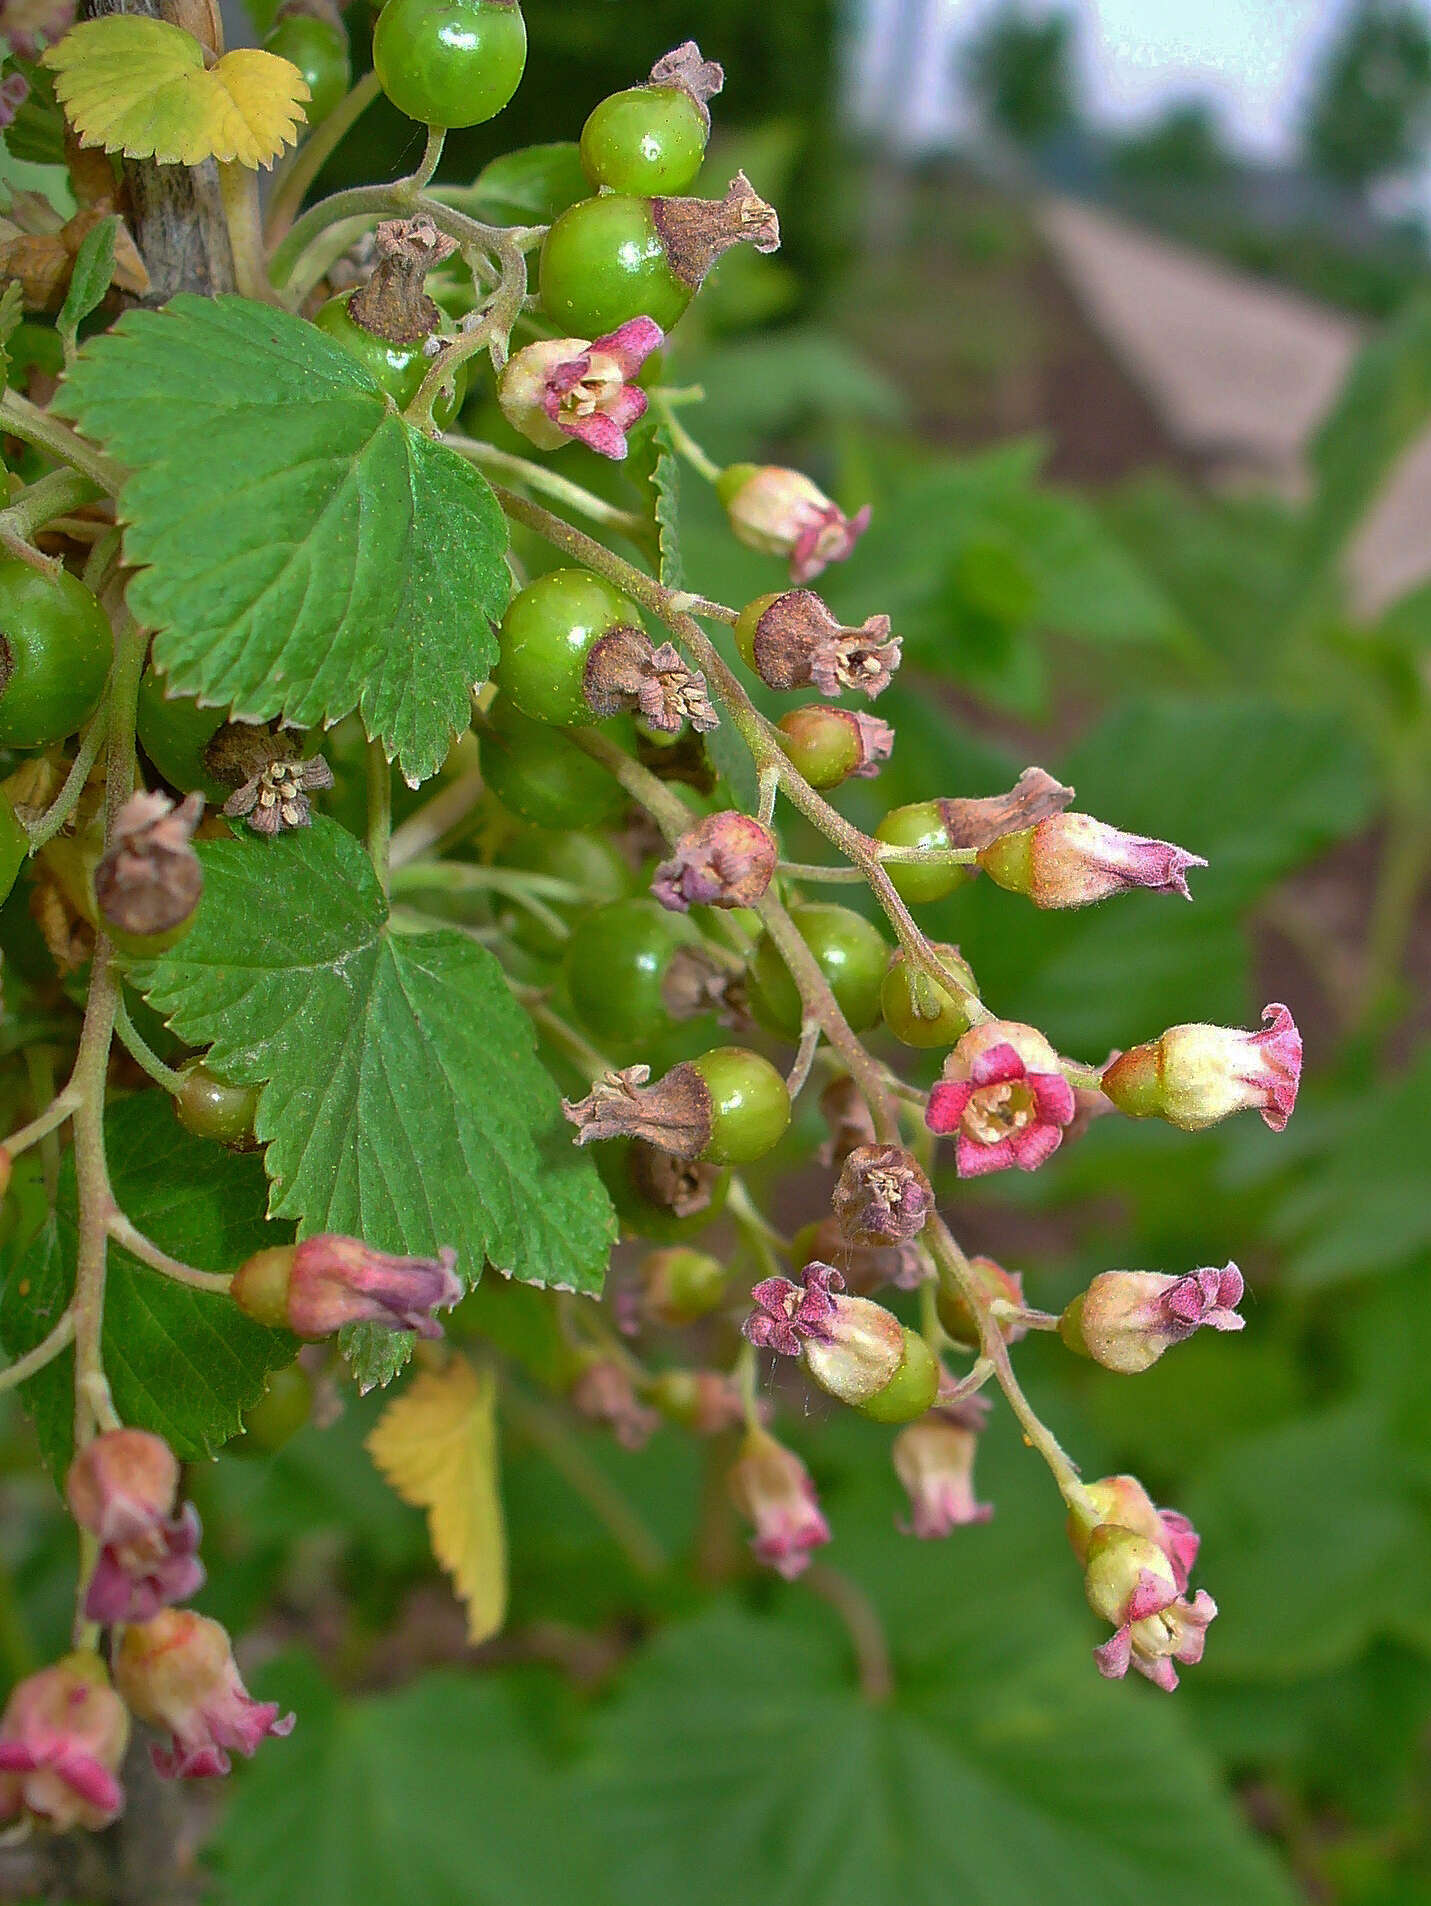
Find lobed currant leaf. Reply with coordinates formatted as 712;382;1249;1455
53;295;511;784
44;17;308;168
132;820;615;1389
367;1354;507;1644
0;1093;294;1471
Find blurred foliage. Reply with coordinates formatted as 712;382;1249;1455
964;5;1079;150
1302;0;1431;193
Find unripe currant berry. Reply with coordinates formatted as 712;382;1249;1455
0;557;111;749
136;665;232;803
855;1326;940;1423
564;1048;790;1167
775;706;892;790
693;1047;790;1165
874;802;974;906
264;2;350;124
735;589;900;698
234;1363;313;1455
746;903;890;1040
580;43;723;196
314;216;466;426
637;1245;728;1326
174;1061;260;1149
562;896;700;1051
372;0;527;129
880;943;980;1048
539;173;779;338
497;568;646;727
480;698;634;830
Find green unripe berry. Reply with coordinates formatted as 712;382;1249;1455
372;0;527;129
692;1046;790;1165
855;1327;941;1423
136;665;230;803
539;195;690;338
733;590;781;672
580;84;708;196
235;1363;313;1455
874;802;972;906
639;1245;728;1325
174;1061;260;1148
264;12;351;124
880;944;980;1048
496;569;644;727
480;698;633;830
747;904;890;1040
0;558;111;749
563;896;697;1050
775;706;861;790
313;292;465;426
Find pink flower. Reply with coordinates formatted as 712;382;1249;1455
1061;1264;1244;1374
66;1429;205;1625
231;1236;462;1340
892;1414;992;1537
1102;1002;1302;1133
742;1261;905;1406
717;463;870;583
979;812;1206;908
0;69;27;127
0;1655;128;1834
727;1427;831;1580
113;1610;294;1781
0;0;75;59
1082;1525;1216;1692
1069;1475;1201;1593
498;318;663;459
925;1020;1076;1177
570;1359;660;1450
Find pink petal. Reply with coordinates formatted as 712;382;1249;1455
955;1133;1016;1178
563;411;631;459
1135;1653;1180;1692
544;353;593;399
1093;1626;1132;1679
1028;1071;1076;1124
1125;1567;1176;1623
605;386;648;432
592;316;664;375
969;1042;1025;1088
53;1751;123;1814
925;1081;973;1133
1009;1122;1064;1172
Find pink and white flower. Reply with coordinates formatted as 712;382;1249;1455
727;1427;831;1580
1101;1002;1303;1132
1061;1264;1244;1374
742;1261;905;1406
925;1019;1076;1177
66;1429;205;1625
717;463;870;583
113;1610;294;1780
232;1235;462;1341
0;1655;128;1833
892;1412;992;1538
1069;1475;1201;1593
1082;1524;1216;1692
979;811;1206;908
498;317;663;459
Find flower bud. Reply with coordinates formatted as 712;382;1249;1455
978;812;1205;909
66;1429;205;1625
934;1253;1026;1349
1082;1524;1216;1692
832;1143;932;1245
716;464;870;584
498;316;663;459
893;1415;992;1537
727;1426;830;1579
569;1358;660;1449
734;589;900;697
1060;1264;1244;1374
114;1609;295;1779
638;1246;729;1326
1101;1002;1302;1132
1067;1475;1200;1592
742;1261;905;1406
925;1019;1075;1177
0;1653;128;1833
776;705;892;789
231;1235;462;1340
651;811;777;913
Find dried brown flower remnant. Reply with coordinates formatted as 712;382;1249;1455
94;790;203;939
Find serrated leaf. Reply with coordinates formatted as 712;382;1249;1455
0;1093;293;1472
133;820;615;1389
44;17;307;168
650;422;683;591
54;209;113;354
367;1355;506;1644
54;296;511;782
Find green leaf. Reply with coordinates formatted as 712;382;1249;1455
0;1093;293;1471
0;277;23;396
54;211;115;356
577;1606;1297;1906
53;295;510;784
454;142;589;226
213;1661;595;1906
3;59;67;167
134;820;615;1389
650;421;683;592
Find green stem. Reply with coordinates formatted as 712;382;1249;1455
409;125;446;193
652;396;722;484
446;438;647;536
0;391;124;494
804;1563;893;1705
218;162;278;305
0;467;104;572
25;696;110;851
388;764;484;871
265;70;383;245
113;993;185;1094
2;1087;80;1159
366;738;391;899
501;1382;667;1577
0;1308;74;1395
107;1214;233;1295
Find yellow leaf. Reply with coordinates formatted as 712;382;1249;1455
44;17;309;170
367;1355;508;1646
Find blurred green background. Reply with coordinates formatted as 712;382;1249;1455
3;2;1431;1902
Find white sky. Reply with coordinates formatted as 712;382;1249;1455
848;0;1415;163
